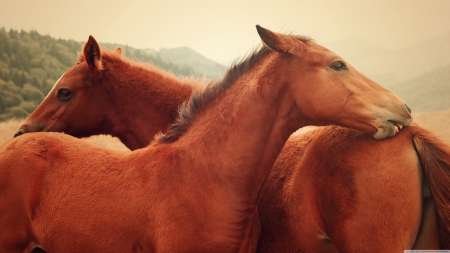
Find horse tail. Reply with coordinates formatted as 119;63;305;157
413;127;450;248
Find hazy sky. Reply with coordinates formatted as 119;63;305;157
1;0;449;64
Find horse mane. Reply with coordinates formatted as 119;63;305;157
155;44;272;143
155;35;312;143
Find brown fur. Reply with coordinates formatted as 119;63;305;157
257;124;448;252
158;35;310;143
157;46;273;142
7;27;412;252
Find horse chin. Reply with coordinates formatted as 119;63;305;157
372;126;395;140
372;120;410;140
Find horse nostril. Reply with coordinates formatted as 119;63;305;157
13;129;25;138
405;104;412;114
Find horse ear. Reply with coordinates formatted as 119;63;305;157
115;47;122;57
256;25;299;55
83;35;102;70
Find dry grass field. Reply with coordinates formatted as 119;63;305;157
1;110;449;150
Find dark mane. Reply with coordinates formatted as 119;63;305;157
155;45;273;143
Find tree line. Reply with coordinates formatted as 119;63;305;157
0;28;196;121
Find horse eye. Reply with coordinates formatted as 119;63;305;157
331;61;347;71
57;88;73;101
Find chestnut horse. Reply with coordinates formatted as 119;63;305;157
257;124;450;252
0;25;411;253
14;33;444;251
14;40;203;150
16;30;450;251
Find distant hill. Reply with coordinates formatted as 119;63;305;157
388;63;450;112
0;28;223;121
0;28;79;120
323;31;450;112
100;42;198;78
145;47;226;79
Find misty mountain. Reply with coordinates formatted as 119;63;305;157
145;47;226;79
390;63;450;112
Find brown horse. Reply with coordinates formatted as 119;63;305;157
0;25;411;253
16;31;441;252
16;30;450;251
14;39;203;150
257;124;450;252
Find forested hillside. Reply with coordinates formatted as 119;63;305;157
0;28;202;121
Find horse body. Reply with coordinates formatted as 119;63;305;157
1;133;258;252
257;125;445;252
1;26;411;253
9;29;436;252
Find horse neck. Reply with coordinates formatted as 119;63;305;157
105;61;199;150
172;53;302;207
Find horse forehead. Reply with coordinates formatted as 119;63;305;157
306;43;335;57
309;42;330;52
303;47;339;66
55;64;88;86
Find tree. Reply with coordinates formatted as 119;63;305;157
21;83;44;104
